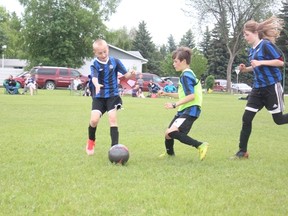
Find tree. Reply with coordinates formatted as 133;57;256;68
277;0;288;92
160;48;207;79
132;21;157;73
167;34;177;53
199;26;211;59
106;27;134;50
19;0;120;68
188;0;276;92
0;6;9;55
206;23;229;79
191;48;208;79
179;29;195;48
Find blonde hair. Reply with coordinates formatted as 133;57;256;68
244;16;284;43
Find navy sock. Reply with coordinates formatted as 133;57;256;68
88;125;96;141
165;139;175;155
168;131;202;148
110;127;119;146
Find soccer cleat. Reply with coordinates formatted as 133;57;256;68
197;142;209;161
158;152;175;158
230;150;249;160
86;139;95;155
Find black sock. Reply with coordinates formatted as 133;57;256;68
165;139;175;155
168;131;202;148
110;127;119;146
88;125;96;141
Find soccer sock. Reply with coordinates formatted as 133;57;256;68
168;131;202;148
272;112;288;125
165;139;175;155
239;110;255;152
110;127;119;146
88;125;97;141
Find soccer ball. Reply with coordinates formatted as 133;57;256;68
108;144;129;165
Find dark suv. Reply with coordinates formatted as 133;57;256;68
29;66;89;90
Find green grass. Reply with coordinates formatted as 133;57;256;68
0;89;287;216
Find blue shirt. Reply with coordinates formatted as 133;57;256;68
249;39;283;88
177;71;201;118
90;56;127;98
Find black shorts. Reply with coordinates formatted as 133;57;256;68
168;114;198;134
92;96;122;115
245;82;284;114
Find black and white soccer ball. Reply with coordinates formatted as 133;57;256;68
108;144;129;165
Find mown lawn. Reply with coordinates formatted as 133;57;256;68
0;89;287;216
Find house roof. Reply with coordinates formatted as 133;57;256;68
108;44;148;64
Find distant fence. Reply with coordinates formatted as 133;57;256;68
0;68;24;86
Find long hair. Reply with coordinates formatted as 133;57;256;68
244;16;284;44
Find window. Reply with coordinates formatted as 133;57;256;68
71;70;81;77
59;69;69;76
37;68;56;75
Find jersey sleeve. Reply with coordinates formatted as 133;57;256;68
115;59;128;75
182;72;197;95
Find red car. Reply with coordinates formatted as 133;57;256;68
27;66;89;90
14;71;29;88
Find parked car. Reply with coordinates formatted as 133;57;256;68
29;66;89;90
161;77;179;89
214;79;227;88
232;83;252;94
213;83;226;92
14;71;30;88
135;73;168;91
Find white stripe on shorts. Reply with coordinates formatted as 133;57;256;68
269;82;285;114
172;118;186;128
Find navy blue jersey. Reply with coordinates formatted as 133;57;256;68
248;39;283;88
177;71;201;118
90;57;127;98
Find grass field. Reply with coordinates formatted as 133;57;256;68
0;89;287;216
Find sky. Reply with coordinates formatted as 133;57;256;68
0;0;202;46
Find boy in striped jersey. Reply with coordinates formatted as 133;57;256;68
232;16;288;159
86;39;136;155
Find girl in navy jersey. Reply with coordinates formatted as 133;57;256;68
232;16;288;159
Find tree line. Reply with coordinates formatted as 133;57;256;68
0;0;287;92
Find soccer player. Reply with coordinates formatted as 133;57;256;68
158;47;209;161
86;39;135;155
231;16;288;159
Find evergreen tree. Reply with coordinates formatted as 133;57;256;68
179;29;195;48
132;21;157;73
199;26;211;59
167;34;177;53
206;24;229;79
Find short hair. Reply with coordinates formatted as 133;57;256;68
93;39;108;49
172;47;192;65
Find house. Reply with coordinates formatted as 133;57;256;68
77;44;148;75
0;44;148;85
0;59;27;86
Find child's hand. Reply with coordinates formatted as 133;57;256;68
95;83;103;94
239;64;246;72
